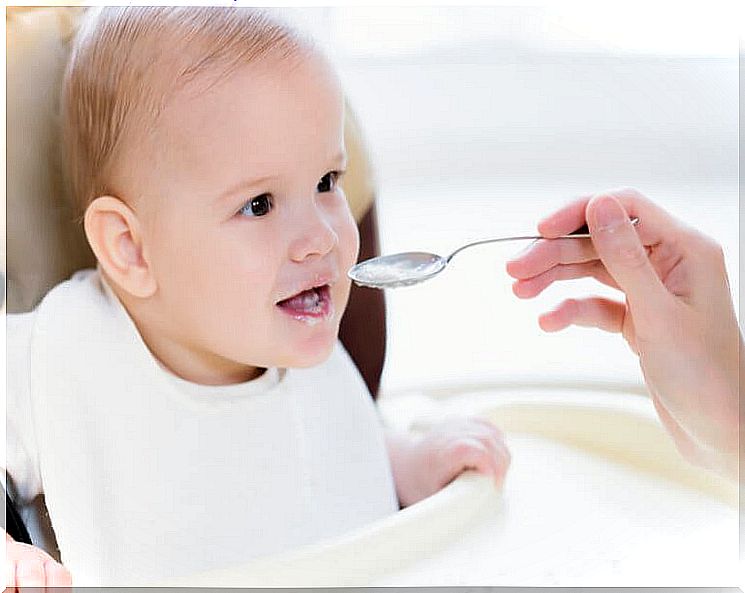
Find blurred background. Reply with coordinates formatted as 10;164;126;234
280;4;741;396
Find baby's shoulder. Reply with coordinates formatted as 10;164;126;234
40;268;100;303
31;268;103;315
7;268;104;342
7;309;38;341
6;312;37;398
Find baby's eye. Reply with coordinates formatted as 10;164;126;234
238;194;273;218
317;171;342;193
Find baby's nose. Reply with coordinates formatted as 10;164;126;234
288;211;338;262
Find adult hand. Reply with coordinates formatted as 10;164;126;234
506;187;741;478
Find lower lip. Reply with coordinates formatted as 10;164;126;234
276;285;334;326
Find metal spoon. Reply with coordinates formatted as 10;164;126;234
348;217;639;289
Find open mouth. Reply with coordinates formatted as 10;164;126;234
276;285;333;322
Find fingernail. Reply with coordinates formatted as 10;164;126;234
593;196;626;231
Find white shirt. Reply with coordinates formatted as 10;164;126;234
4;269;398;585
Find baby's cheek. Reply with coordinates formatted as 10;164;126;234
336;222;357;286
332;195;359;260
334;277;353;317
339;220;359;266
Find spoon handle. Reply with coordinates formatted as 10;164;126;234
445;217;639;263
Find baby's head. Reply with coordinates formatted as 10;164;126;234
62;7;359;385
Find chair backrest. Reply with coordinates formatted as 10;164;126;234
5;7;387;396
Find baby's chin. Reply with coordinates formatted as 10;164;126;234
276;309;343;369
282;337;337;369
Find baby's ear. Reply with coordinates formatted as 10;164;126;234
84;196;157;298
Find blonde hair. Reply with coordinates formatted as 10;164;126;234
61;7;312;220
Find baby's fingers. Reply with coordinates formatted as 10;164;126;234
15;557;46;587
445;437;508;486
6;559;16;588
45;559;73;587
494;441;512;485
445;438;491;474
458;416;504;439
538;297;626;333
481;438;511;486
512;261;619;299
5;538;73;588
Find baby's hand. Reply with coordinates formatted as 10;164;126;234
5;531;73;588
387;417;510;508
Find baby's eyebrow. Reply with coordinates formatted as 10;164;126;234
216;174;279;204
215;152;347;205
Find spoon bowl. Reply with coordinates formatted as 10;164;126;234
348;252;447;289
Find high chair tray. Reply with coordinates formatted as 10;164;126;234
161;384;740;587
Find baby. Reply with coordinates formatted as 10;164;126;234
4;7;510;586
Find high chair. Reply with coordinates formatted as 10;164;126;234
4;5;386;552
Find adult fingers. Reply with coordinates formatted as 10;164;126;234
506;236;597;279
586;194;673;332
538;297;626;333
537;187;678;248
512;261;619;299
535;194;593;238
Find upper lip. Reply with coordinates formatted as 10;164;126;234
276;271;337;303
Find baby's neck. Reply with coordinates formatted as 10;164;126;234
155;357;266;386
102;271;264;386
134;315;265;385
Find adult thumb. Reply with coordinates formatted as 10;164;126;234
587;194;670;328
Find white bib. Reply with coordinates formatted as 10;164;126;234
19;269;398;584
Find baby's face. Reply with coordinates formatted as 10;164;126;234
134;51;358;382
